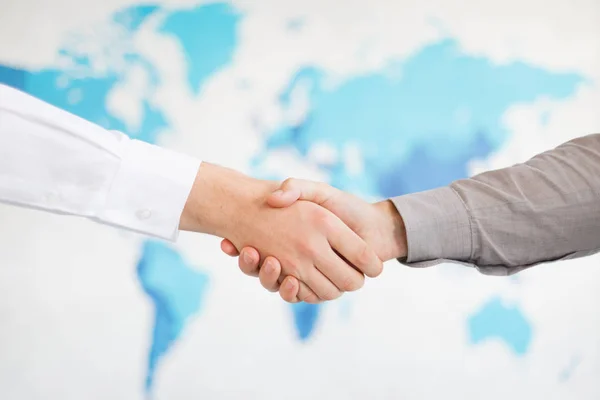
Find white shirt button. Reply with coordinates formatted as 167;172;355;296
136;209;152;220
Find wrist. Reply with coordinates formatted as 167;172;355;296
179;162;275;237
373;199;407;261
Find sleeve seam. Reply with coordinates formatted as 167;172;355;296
95;136;129;219
449;185;475;261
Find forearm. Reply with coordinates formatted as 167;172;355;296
392;133;600;275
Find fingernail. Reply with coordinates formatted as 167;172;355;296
264;260;273;273
243;252;253;264
285;279;295;290
272;190;283;196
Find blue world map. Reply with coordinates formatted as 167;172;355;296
0;2;582;394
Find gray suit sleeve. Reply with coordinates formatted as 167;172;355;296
390;133;600;276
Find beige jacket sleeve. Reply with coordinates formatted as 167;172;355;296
391;133;600;276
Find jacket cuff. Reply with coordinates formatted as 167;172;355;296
390;186;473;264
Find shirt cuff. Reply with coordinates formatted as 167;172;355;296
390;186;473;265
95;138;201;241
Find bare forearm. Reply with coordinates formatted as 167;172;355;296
179;162;276;238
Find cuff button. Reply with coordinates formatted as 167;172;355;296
136;209;152;220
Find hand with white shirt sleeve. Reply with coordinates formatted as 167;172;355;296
0;83;383;302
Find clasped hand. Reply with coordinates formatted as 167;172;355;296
219;178;407;304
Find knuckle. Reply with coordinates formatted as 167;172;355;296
366;259;384;278
280;286;297;302
297;239;314;255
316;181;330;194
342;274;364;292
296;235;323;259
312;209;334;231
316;182;337;203
375;261;384;277
305;295;322;304
283;260;303;279
369;257;383;278
300;291;318;303
357;242;372;263
321;289;341;301
286;265;300;279
356;244;378;274
282;177;297;190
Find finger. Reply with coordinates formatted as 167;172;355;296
238;247;261;277
220;239;240;257
259;256;282;292
300;266;342;302
268;178;335;208
327;219;383;278
280;277;322;304
296;280;323;304
279;276;301;303
316;248;365;292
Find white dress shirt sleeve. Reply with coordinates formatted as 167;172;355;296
0;83;201;241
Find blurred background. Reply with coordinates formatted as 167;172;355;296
0;0;599;399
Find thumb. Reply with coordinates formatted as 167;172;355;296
267;178;334;208
266;186;301;208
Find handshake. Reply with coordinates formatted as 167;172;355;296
179;162;408;304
